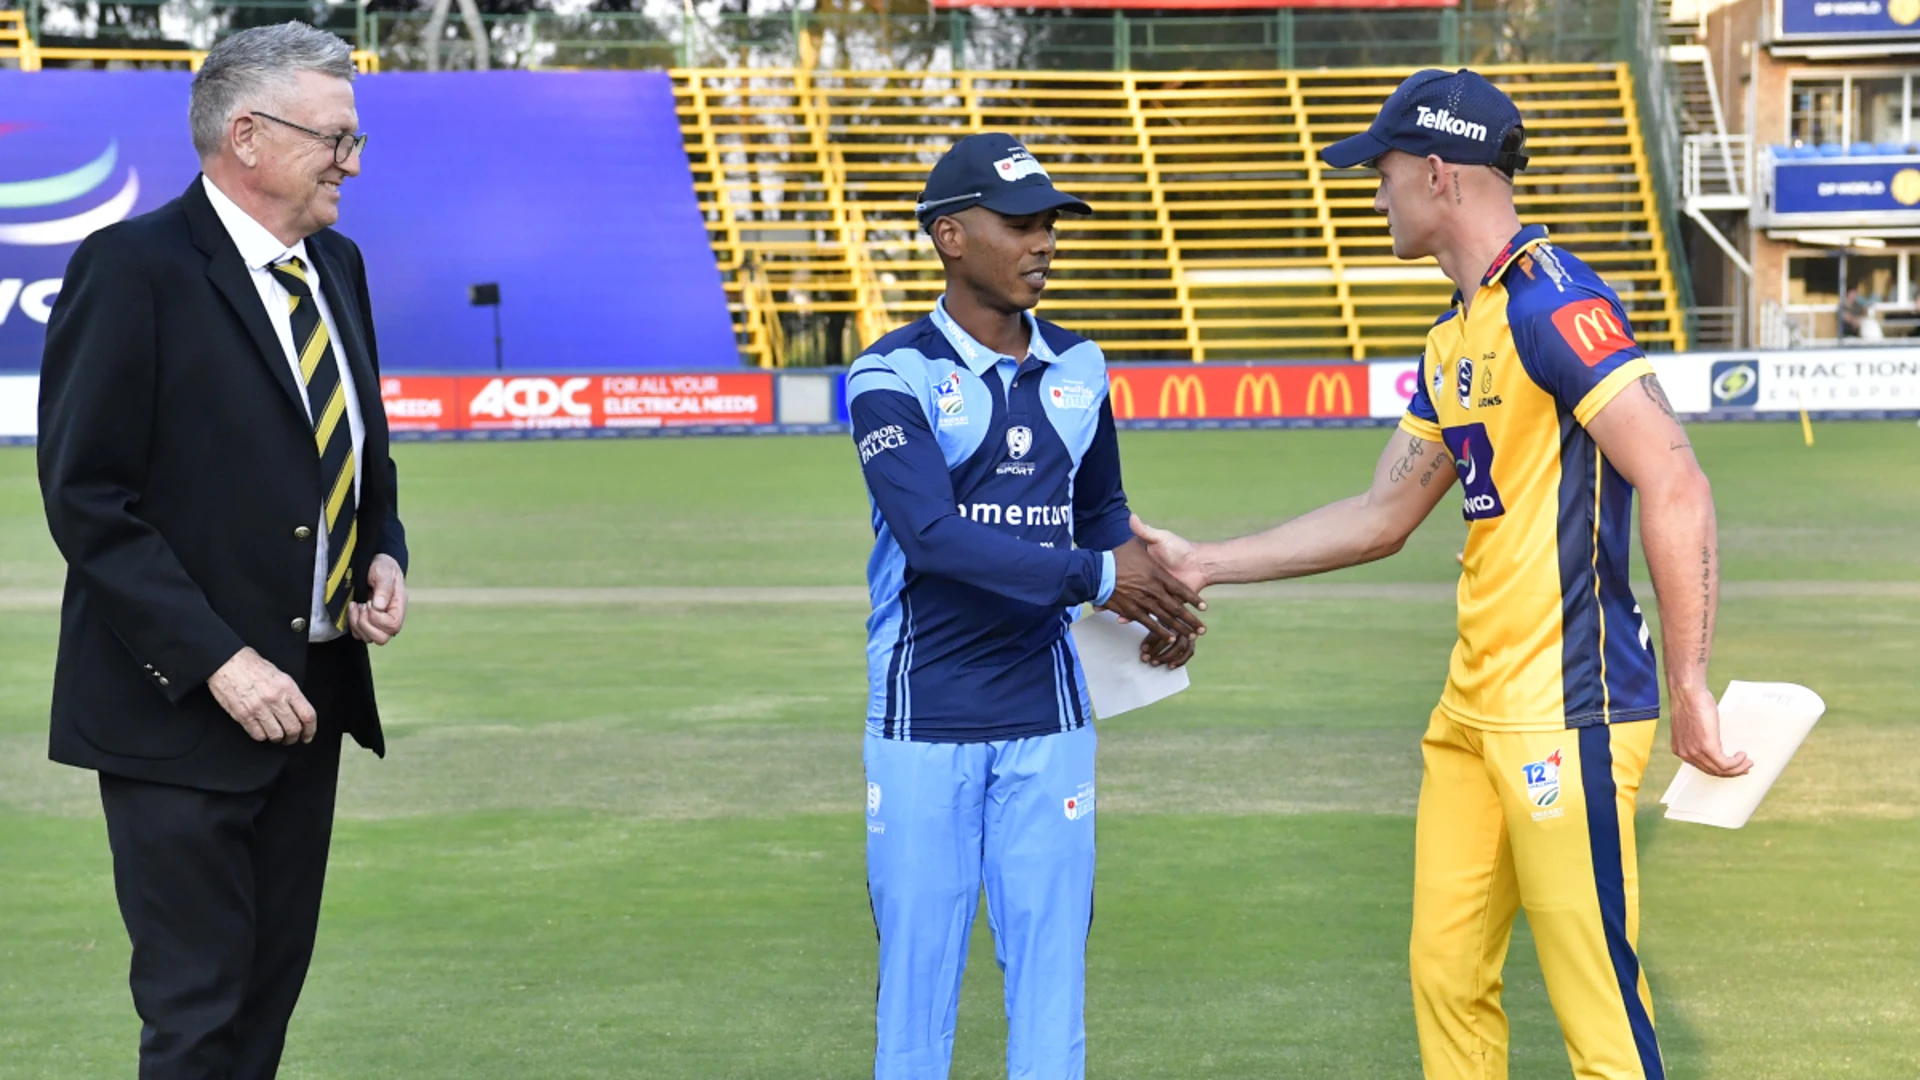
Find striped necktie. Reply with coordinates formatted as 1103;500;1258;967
270;255;357;631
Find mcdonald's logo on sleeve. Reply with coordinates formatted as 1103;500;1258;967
1234;374;1283;416
1550;299;1636;367
1305;371;1356;416
1108;375;1137;419
1159;374;1207;418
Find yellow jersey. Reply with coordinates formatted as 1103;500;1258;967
1400;226;1660;733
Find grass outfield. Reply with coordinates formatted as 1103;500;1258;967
0;422;1916;1079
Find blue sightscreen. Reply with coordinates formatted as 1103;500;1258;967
0;70;738;372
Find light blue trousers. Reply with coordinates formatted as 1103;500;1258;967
864;727;1098;1080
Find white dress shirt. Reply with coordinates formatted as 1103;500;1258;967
202;176;365;644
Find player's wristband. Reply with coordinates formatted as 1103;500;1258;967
1095;551;1117;606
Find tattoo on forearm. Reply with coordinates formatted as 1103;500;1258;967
1388;436;1425;483
1418;448;1448;487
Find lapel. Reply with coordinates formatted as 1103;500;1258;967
182;178;310;423
305;232;384;447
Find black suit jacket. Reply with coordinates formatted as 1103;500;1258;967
37;178;408;793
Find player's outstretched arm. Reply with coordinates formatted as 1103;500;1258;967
1586;374;1751;778
850;373;1204;643
1134;427;1457;592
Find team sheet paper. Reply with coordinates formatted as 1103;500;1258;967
1069;608;1191;719
1659;681;1826;830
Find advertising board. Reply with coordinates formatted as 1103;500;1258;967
1776;0;1920;40
1105;364;1367;423
9;354;1916;446
383;372;774;433
1764;158;1920;227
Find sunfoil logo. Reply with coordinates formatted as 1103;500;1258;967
0;134;141;247
1709;360;1760;407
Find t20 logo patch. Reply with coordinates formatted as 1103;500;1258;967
1006;425;1033;460
1522;750;1562;808
1442;422;1506;521
1551;299;1636;367
934;372;966;416
1456;356;1474;409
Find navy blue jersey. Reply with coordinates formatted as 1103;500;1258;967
849;299;1133;743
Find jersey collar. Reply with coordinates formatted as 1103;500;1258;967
1480;224;1551;288
932;296;1050;375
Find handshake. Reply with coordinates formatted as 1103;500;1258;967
1099;513;1209;670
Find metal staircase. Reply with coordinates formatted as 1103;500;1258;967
1667;39;1752;283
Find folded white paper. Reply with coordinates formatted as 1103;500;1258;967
1068;608;1191;719
1659;681;1826;829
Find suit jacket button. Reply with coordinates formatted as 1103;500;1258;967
291;617;310;633
295;526;313;540
157;676;170;687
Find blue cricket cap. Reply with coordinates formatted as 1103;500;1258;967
1319;69;1530;174
916;132;1093;232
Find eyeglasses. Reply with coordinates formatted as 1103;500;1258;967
252;111;368;165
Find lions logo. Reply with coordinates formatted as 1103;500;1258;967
1006;425;1033;461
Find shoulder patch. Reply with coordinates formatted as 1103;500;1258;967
1530;243;1574;292
1549;299;1636;367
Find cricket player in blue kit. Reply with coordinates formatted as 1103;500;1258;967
848;133;1207;1080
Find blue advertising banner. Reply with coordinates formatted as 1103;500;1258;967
0;70;739;372
1778;0;1920;39
1767;158;1920;222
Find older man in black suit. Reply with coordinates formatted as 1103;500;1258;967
37;22;408;1079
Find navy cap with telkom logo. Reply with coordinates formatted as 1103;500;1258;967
916;133;1093;232
1319;68;1530;175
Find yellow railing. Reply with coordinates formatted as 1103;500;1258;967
0;9;36;70
673;64;1688;366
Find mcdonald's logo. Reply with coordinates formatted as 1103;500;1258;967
1159;374;1207;417
1109;375;1137;419
1234;374;1283;417
1306;372;1355;416
1550;299;1634;367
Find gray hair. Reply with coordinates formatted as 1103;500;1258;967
190;22;356;159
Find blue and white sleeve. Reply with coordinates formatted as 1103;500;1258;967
1071;396;1130;605
850;368;1107;608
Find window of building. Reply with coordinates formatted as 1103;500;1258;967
1785;251;1918;342
1790;80;1847;146
1854;79;1907;146
1788;72;1920;147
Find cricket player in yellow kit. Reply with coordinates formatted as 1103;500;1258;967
1128;69;1754;1079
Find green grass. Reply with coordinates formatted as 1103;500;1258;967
1;422;1916;1079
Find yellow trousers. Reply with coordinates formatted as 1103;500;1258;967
1410;710;1665;1080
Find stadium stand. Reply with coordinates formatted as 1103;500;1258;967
675;64;1687;365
